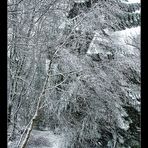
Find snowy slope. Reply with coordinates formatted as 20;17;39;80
87;26;140;56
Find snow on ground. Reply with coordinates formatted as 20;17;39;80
8;130;66;148
133;10;141;13
27;130;66;148
109;26;140;55
111;26;140;43
87;26;140;56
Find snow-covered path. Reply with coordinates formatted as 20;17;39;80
26;130;65;148
8;130;66;148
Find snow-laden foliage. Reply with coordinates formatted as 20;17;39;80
8;0;140;147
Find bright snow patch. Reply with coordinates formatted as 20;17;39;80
110;26;140;55
27;130;66;148
111;26;140;41
133;10;141;13
45;59;50;73
121;0;140;4
8;130;66;148
87;26;140;56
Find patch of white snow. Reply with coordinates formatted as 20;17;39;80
121;0;140;4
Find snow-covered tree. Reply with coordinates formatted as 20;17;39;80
7;0;140;147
